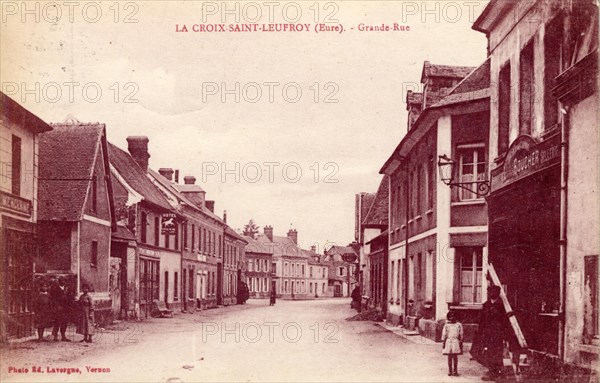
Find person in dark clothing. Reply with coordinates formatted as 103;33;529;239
237;282;249;305
351;286;361;310
34;284;52;341
472;285;509;381
76;285;95;343
50;277;73;341
269;289;276;306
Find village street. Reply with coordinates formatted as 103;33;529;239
1;299;486;383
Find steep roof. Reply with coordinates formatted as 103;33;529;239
362;175;389;227
420;61;476;83
381;60;490;175
244;235;272;255
108;142;173;211
38;123;104;221
225;226;248;244
254;234;304;258
1;92;53;134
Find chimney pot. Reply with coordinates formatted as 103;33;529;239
184;176;196;185
223;210;227;223
126;136;150;172
158;168;174;181
264;225;273;241
287;229;298;245
174;169;179;184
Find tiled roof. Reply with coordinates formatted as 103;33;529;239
244;235;272;255
225;226;248;244
255;234;304;258
448;59;490;95
38;123;104;221
362;176;389;227
1;92;53;134
421;61;476;83
112;224;136;241
108;142;173;211
173;184;206;193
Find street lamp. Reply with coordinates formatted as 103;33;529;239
437;154;491;197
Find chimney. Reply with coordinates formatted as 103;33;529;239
223;210;227;223
310;245;316;253
184;176;196;185
126;136;150;172
174;169;180;184
205;200;215;213
264;225;273;241
158;168;174;181
287;229;298;245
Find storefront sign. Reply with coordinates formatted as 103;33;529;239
491;134;561;192
161;213;177;235
0;190;32;217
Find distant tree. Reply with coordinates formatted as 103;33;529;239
243;219;260;239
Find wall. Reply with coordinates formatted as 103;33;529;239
565;93;599;367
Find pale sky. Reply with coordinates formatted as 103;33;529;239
1;0;489;250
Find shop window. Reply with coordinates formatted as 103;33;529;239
498;62;511;155
91;241;98;268
457;145;486;201
519;39;534;135
584;255;599;344
11;135;21;196
458;247;483;303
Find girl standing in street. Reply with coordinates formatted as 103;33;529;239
442;310;463;376
77;285;95;343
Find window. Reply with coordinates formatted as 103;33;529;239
458;247;483;303
519;39;534;135
272;262;276;273
154;217;160;246
218;234;222;257
310;266;313;278
457;145;486;201
322;283;326;293
141;212;147;243
183;223;188;249
338;267;344;276
409;171;415;217
91;241;98;268
584;255;598;342
544;16;562;131
203;228;207;253
189;269;194;297
498;62;511;155
248;259;254;272
391;261;396;301
302;264;305;276
416;253;423;295
191;224;195;250
174;272;178;301
140;259;159;303
425;251;434;302
408;256;415;300
165;233;170;249
427;156;434;209
310;283;313;293
11;135;21;196
416;167;422;214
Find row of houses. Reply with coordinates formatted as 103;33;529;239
0;101;249;340
243;225;357;299
356;0;598;379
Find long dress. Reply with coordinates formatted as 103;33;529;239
34;292;52;329
76;293;95;335
442;322;464;355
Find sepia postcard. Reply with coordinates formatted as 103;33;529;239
0;0;598;382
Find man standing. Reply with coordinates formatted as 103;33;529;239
50;277;72;341
473;285;509;381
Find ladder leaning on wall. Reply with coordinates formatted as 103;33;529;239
487;263;529;380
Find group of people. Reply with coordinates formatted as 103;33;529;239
441;285;515;381
34;277;95;343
